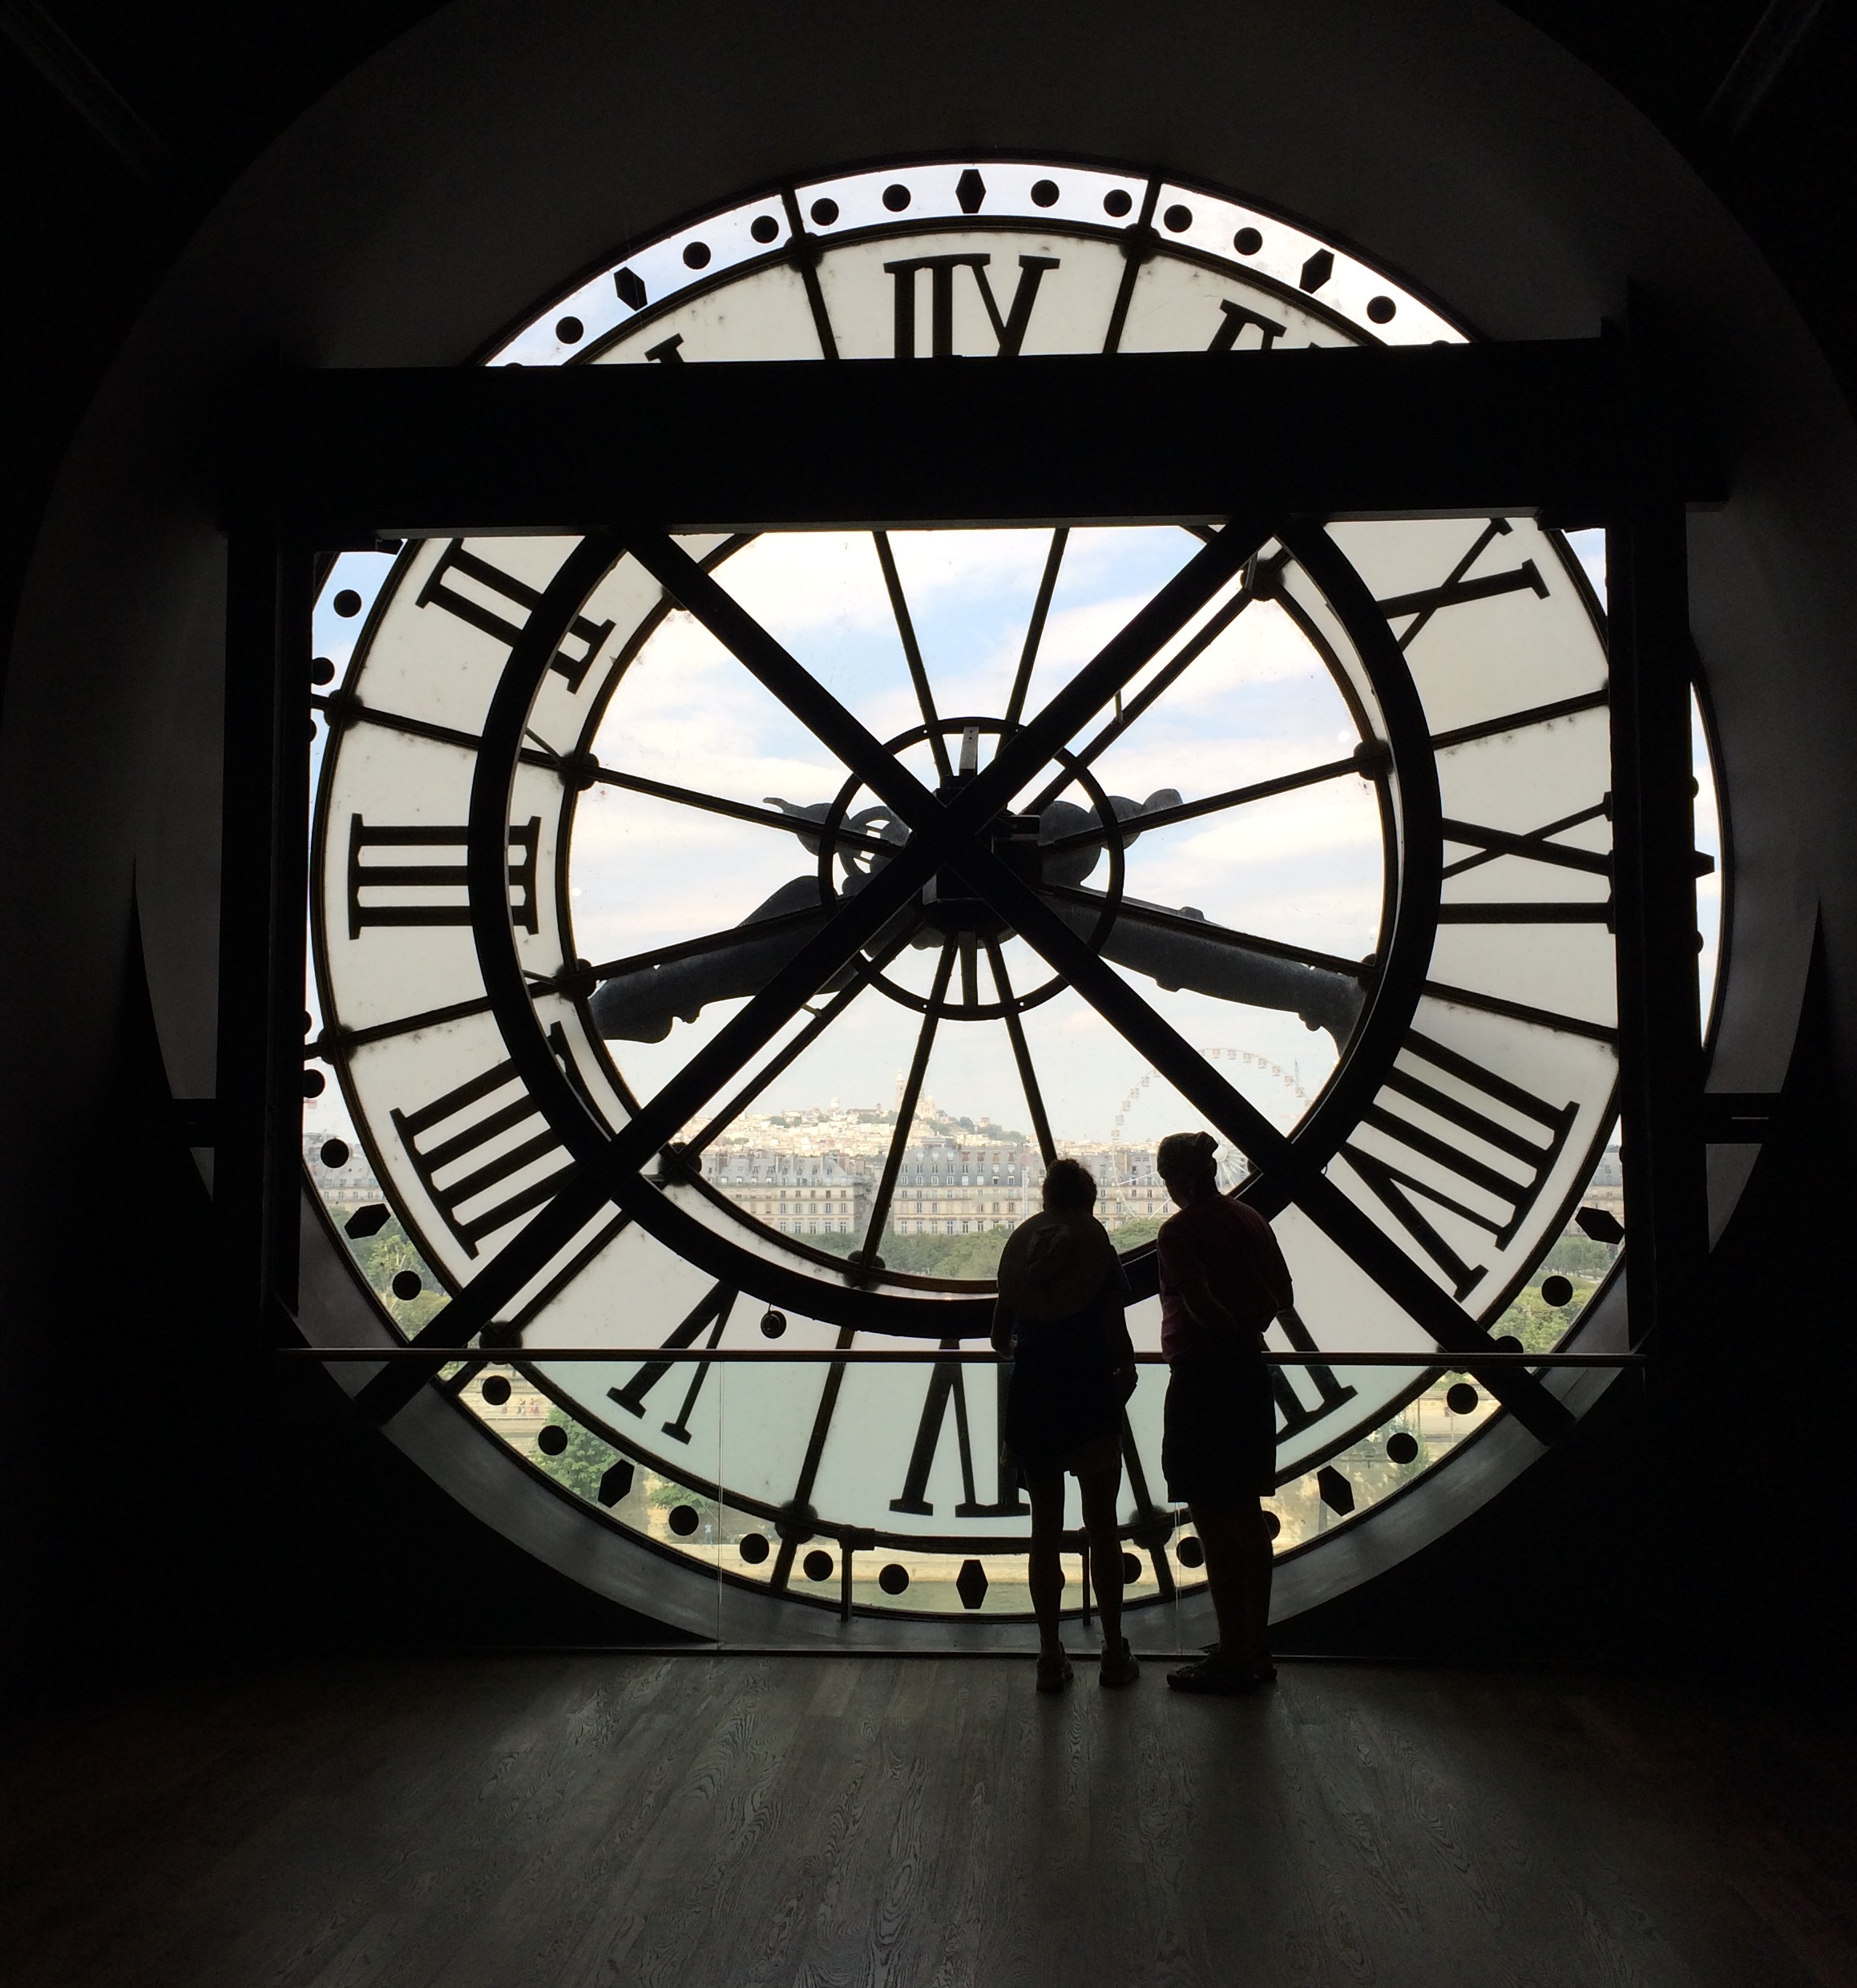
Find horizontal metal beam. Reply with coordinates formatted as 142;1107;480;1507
268;345;1725;540
283;1347;1641;1367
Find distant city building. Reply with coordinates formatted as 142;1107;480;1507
698;1149;870;1238
302;1130;377;1208
699;1104;1193;1238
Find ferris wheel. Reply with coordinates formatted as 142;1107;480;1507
1108;1049;1310;1145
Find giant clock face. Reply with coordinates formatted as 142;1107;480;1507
305;159;1626;1620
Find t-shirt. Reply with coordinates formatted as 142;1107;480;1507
1157;1194;1293;1361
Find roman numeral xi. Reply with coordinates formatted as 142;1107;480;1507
418;542;616;692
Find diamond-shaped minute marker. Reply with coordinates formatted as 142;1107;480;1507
598;1461;634;1508
614;267;647;310
955;1558;989;1610
1575;1206;1624;1245
1299;248;1334;293
955;168;987;215
1317;1465;1355;1515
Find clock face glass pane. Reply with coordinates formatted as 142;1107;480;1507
301;159;1704;1619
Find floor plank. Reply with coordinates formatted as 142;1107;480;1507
2;1655;1853;1987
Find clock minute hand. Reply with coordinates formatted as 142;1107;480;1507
587;875;927;1042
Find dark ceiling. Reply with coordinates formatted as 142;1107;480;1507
1;0;1851;701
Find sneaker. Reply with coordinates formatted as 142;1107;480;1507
1197;1644;1278;1684
1098;1638;1140;1689
1166;1651;1273;1695
1035;1649;1075;1694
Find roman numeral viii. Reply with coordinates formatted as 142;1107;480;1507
347;815;541;938
1340;1032;1577;1300
417;543;616;692
390;1059;574;1257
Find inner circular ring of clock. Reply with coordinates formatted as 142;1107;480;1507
307;156;1649;1619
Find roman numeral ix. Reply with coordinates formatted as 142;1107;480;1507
1376;518;1550;649
347;814;541;938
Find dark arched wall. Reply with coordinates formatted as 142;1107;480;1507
3;0;1852;1677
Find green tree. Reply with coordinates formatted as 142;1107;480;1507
878;1227;1011;1280
1494;1275;1597;1352
341;1213;447;1335
532;1411;618;1502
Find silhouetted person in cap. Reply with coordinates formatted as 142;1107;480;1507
1154;1131;1291;1693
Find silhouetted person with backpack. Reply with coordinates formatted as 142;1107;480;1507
993;1157;1140;1692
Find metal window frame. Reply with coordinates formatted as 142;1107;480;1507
224;325;1722;1449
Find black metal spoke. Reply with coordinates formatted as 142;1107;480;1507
1420;980;1619;1045
316;992;495;1054
1042;883;1371;979
859;939;957;1262
986;939;1056;1166
314;697;482;755
1100;175;1162;356
874;531;951;784
766;1325;855;1592
620;529;941;828
583;762;894;855
682;918;923;1158
1430;689;1608;752
1025;562;1260;814
962;519;1273;829
1003;527;1068;729
1038;753;1363;857
777;187;840;362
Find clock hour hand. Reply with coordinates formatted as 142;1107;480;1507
1039;887;1367;1044
1033;790;1367;1041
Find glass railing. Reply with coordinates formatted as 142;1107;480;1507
287;1340;1642;1649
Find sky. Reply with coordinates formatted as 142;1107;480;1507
573;525;1379;1148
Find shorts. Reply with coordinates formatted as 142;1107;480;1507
1162;1356;1276;1506
1003;1349;1122;1479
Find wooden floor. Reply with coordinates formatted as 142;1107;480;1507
2;1651;1854;1987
